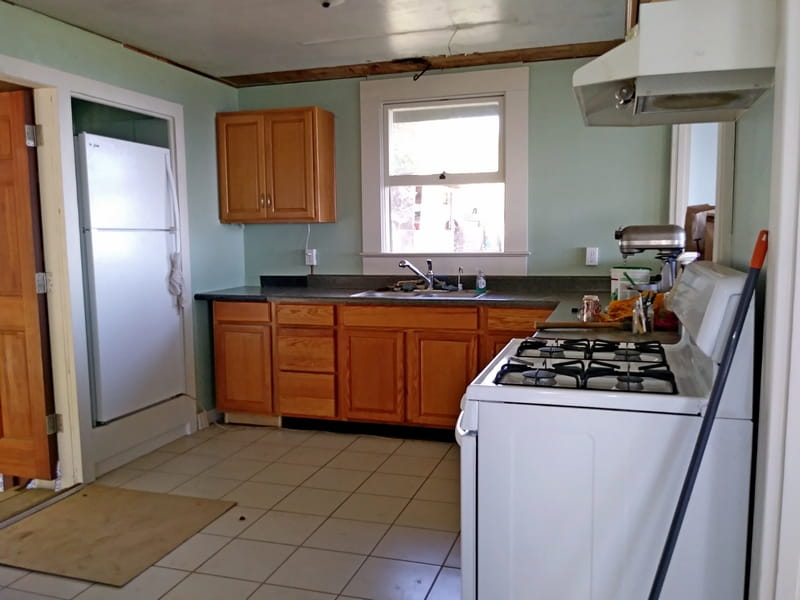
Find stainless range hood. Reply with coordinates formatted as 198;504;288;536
573;0;777;126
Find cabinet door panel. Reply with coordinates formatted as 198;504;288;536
407;331;479;427
214;323;272;414
266;110;316;221
277;330;335;373
217;114;265;222
339;329;404;423
277;371;336;417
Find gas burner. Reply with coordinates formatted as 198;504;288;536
583;360;678;394
493;362;582;388
522;369;557;386
614;349;642;361
539;346;565;359
615;374;644;391
587;339;667;363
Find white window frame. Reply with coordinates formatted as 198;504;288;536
360;67;530;275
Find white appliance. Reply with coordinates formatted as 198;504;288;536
572;0;777;126
457;261;753;599
76;133;186;424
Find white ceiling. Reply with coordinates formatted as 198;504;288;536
11;0;625;82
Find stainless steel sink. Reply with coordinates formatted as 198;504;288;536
349;289;487;299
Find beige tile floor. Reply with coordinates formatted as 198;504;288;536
0;425;462;600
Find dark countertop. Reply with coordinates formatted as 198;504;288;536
194;274;611;309
194;274;680;342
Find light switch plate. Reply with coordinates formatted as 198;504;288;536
585;247;599;266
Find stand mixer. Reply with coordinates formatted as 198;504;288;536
614;225;686;292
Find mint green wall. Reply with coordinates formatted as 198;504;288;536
731;91;774;272
528;60;671;275
0;2;241;409
239;59;672;281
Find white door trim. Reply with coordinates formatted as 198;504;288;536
749;0;800;596
669;122;735;266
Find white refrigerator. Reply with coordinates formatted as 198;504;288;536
76;133;186;424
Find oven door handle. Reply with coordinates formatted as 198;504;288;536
456;410;477;439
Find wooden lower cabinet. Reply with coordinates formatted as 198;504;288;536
275;304;336;418
211;301;553;427
213;302;272;414
406;330;479;427
338;328;405;423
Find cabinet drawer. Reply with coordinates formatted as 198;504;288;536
485;307;553;331
340;305;478;330
277;330;335;373
277;372;336;418
276;303;334;326
214;301;271;323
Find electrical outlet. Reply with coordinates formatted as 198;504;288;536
305;248;318;266
585;247;599;266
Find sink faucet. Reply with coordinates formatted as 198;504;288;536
398;259;434;289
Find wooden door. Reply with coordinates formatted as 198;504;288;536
264;108;316;221
213;322;273;414
0;90;58;480
216;113;266;222
338;328;404;423
407;330;479;427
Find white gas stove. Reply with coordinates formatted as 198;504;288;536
457;261;754;600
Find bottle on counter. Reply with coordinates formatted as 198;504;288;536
476;270;487;293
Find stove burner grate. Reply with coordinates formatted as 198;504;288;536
493;361;583;388
588;339;667;363
583;360;678;394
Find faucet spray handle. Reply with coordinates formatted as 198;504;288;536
426;259;433;273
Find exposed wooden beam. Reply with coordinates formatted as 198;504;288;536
221;39;623;88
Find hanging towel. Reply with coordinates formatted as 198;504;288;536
168;251;184;308
165;155;184;308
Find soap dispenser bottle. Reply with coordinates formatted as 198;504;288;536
476;270;487;293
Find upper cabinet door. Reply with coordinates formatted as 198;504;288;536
217;113;266;223
264;109;316;221
216;106;336;224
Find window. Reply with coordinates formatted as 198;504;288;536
386;98;504;253
360;67;529;275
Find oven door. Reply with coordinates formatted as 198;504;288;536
475;400;750;600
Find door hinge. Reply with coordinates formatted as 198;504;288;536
25;124;43;147
35;272;51;294
45;413;62;435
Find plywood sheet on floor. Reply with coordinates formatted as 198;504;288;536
0;484;235;586
0;488;57;523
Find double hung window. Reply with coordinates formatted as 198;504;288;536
360;67;529;275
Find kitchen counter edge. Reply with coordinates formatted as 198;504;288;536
194;285;568;309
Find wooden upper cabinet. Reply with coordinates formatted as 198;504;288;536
216;106;336;224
